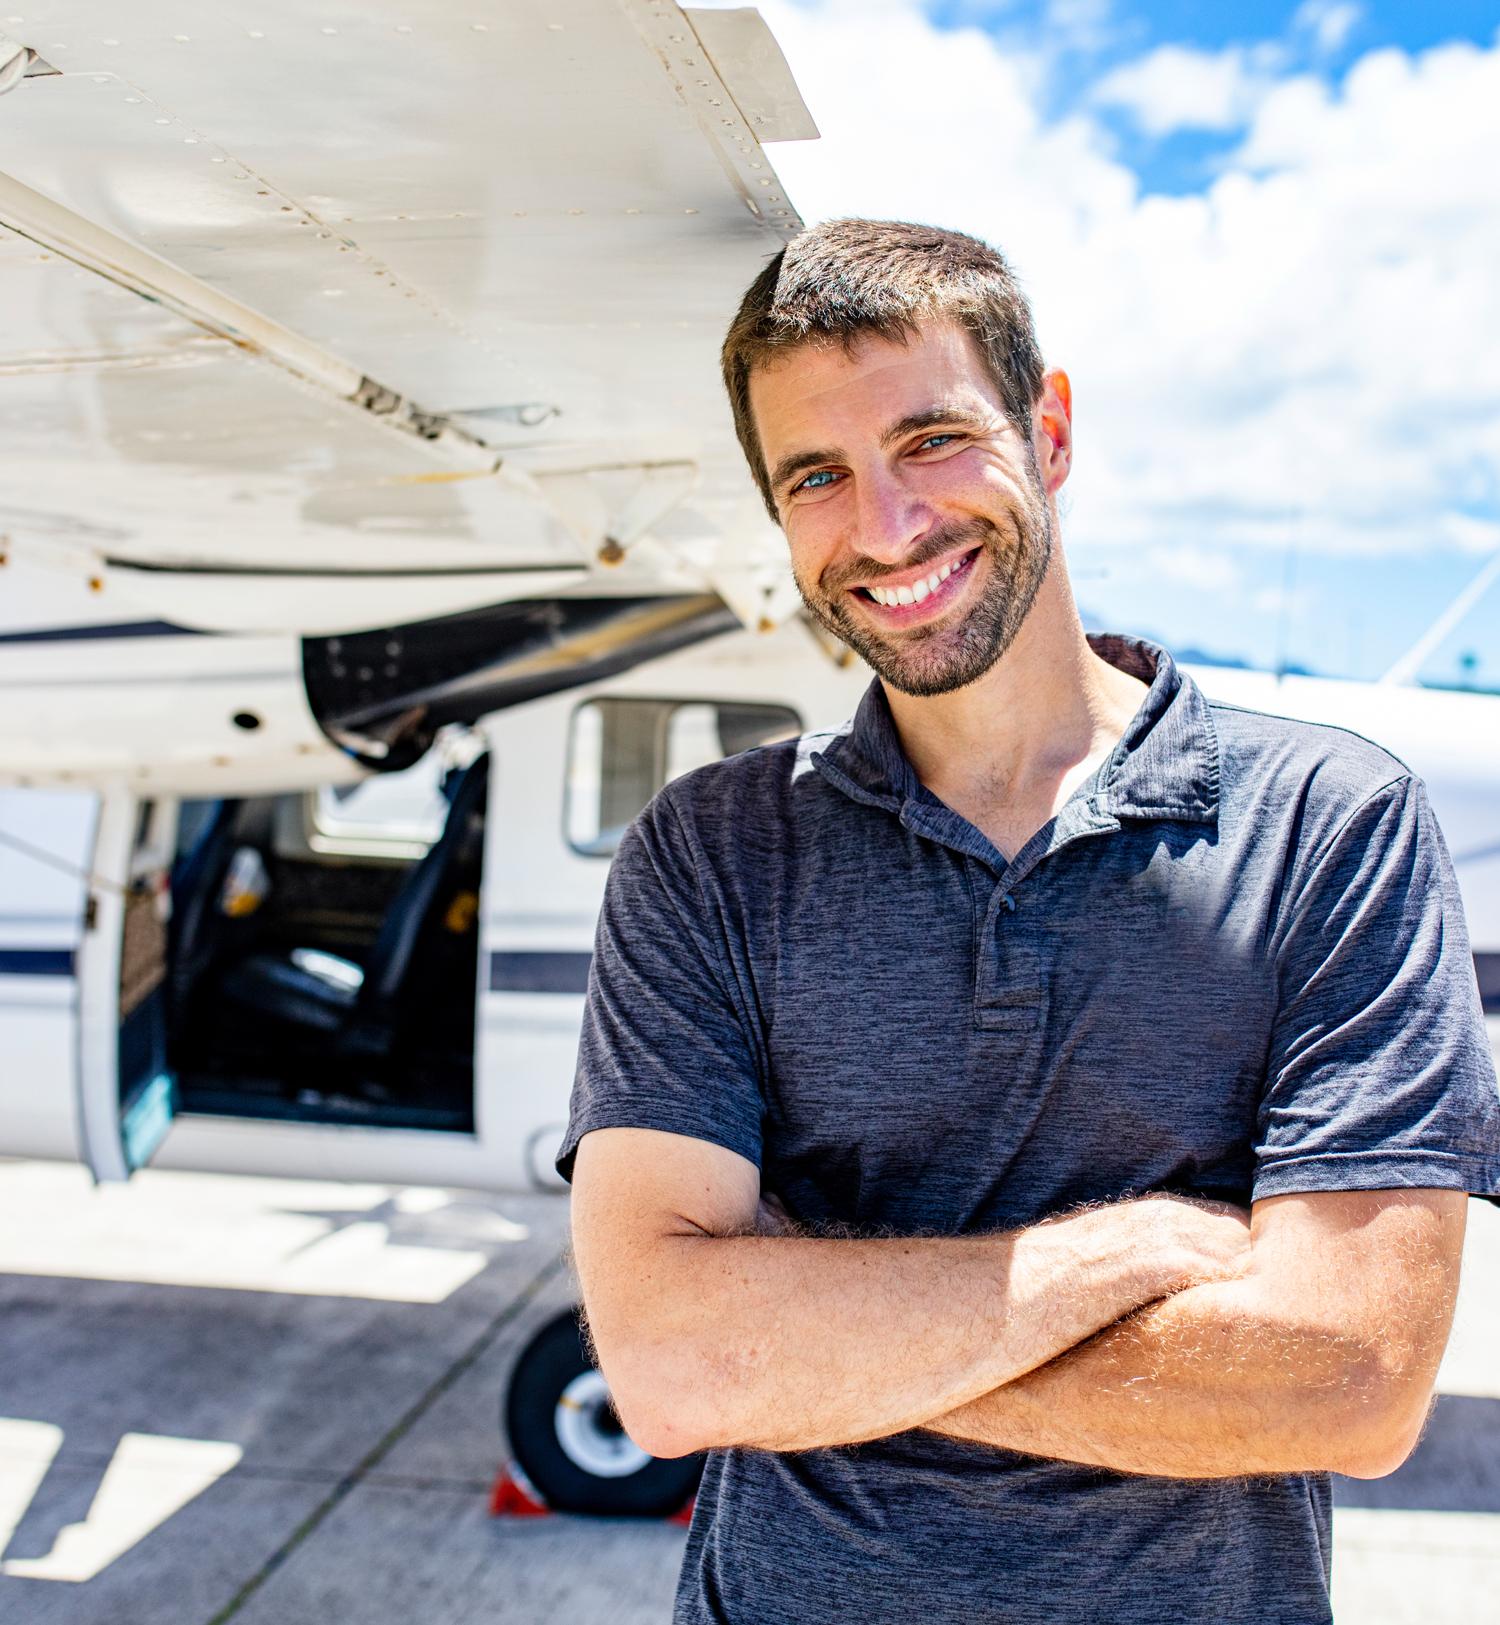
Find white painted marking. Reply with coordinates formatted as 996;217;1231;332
1333;1510;1500;1624
0;1419;63;1555
2;1432;242;1583
0;1164;514;1304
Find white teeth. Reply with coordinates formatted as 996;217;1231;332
865;554;968;608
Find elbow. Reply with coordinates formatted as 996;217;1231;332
1319;1369;1433;1481
1333;1434;1419;1481
613;1391;710;1461
589;1339;716;1462
1329;1406;1426;1481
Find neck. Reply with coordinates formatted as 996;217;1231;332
884;549;1147;810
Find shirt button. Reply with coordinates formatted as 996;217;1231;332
1003;895;1017;912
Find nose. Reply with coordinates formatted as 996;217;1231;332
851;461;934;566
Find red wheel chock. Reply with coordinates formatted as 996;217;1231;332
487;1460;696;1525
489;1461;551;1516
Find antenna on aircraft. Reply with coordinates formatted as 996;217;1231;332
1377;548;1500;686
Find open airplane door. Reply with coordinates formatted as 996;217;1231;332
75;792;178;1181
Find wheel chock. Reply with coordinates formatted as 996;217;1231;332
487;1460;697;1524
489;1460;551;1517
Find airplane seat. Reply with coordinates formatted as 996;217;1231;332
168;798;244;1018
219;949;361;1034
218;754;490;1054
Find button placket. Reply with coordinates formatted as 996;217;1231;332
974;880;1041;1032
975;799;1122;1031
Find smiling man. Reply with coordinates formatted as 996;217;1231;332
558;220;1500;1624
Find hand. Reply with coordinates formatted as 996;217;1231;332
1142;1193;1253;1290
756;1189;797;1236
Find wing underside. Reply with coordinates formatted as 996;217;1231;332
0;0;813;634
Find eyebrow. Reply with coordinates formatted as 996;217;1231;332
767;404;988;498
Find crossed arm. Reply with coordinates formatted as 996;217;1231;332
915;1183;1465;1477
569;1127;1467;1478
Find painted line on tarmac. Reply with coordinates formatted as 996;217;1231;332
203;1248;569;1625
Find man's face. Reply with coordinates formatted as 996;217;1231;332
748;318;1065;698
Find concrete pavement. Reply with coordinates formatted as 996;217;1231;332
1;1160;1496;1623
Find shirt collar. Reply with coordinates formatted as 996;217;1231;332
810;630;1220;825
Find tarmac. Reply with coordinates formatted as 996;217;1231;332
1;1158;1497;1624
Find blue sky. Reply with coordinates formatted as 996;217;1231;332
925;0;1500;64
932;0;1500;195
736;0;1500;687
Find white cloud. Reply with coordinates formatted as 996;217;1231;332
1251;582;1319;616
1141;545;1242;592
1090;43;1284;136
1293;0;1363;56
1042;0;1118;53
751;1;1500;573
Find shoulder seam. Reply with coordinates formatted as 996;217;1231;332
1208;698;1415;777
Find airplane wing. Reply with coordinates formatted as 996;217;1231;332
0;1;814;635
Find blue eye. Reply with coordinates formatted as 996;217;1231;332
919;433;958;450
796;469;839;492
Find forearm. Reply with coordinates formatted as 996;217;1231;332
920;1274;1416;1478
605;1204;1189;1458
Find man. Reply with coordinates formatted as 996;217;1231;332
556;219;1500;1623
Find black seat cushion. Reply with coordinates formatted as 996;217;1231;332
219;950;360;1035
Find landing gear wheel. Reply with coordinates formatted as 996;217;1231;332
504;1306;704;1517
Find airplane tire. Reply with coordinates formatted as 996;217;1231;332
504;1306;704;1517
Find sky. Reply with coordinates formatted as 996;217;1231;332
711;0;1500;686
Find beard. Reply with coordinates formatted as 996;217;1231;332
792;487;1054;699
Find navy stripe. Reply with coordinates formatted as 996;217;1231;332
488;951;592;995
0;943;1490;1009
0;620;204;645
482;947;1500;1014
104;557;590;579
0;948;76;976
481;949;1500;1007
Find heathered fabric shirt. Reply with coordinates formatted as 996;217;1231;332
556;629;1500;1625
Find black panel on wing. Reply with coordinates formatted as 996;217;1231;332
302;593;739;770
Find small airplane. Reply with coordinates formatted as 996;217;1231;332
2;0;1495;1520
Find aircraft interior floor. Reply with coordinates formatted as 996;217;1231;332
0;1161;1496;1624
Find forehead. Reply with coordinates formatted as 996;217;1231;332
748;318;1000;453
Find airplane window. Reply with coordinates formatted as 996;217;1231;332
565;696;801;857
306;727;482;860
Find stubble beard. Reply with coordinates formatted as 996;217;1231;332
793;492;1055;699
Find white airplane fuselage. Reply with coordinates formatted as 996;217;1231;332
2;614;1497;1195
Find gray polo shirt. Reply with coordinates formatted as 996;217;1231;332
557;629;1500;1625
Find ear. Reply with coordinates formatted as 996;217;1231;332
1033;368;1072;495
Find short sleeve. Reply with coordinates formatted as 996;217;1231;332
553;790;764;1185
1254;773;1500;1203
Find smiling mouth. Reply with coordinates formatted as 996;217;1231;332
852;546;980;615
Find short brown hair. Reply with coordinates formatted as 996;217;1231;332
721;218;1047;521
